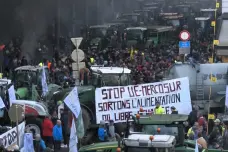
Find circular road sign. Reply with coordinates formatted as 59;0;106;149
8;104;25;122
179;30;190;41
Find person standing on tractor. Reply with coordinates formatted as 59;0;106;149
171;106;178;114
154;101;165;114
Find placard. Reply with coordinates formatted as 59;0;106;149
95;77;192;123
0;121;25;148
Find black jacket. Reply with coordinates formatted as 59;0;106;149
171;110;178;114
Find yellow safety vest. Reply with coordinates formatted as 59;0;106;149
39;63;43;67
154;106;165;114
187;127;194;137
90;58;94;63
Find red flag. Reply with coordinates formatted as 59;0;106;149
0;45;5;51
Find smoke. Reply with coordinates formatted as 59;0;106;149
15;0;57;59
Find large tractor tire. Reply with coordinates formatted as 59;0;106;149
115;123;127;135
81;107;93;145
81;107;91;131
25;117;43;137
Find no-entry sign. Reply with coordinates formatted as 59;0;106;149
179;30;190;41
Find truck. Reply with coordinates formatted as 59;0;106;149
165;62;228;115
79;23;125;51
125;25;174;48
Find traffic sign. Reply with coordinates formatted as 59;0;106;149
179;30;190;41
179;41;190;55
179;41;190;48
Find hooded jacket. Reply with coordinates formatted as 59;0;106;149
53;125;63;141
42;118;54;137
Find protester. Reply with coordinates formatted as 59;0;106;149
53;120;63;151
187;122;202;140
188;105;199;127
223;121;228;150
34;134;47;152
208;119;223;149
42;115;54;148
171;106;178;114
154;101;165;114
197;132;207;149
98;120;108;142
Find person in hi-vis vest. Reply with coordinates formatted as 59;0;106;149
154;101;165;114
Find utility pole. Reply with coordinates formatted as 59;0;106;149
56;0;60;51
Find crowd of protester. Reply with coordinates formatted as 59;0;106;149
187;105;228;150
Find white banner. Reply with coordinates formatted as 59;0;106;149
0;121;25;148
64;87;81;118
95;77;192;123
8;85;16;106
226;85;228;112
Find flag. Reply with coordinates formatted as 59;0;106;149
0;96;5;109
76;111;85;138
8;85;16;106
195;140;199;152
64;87;81;118
69;118;78;152
226;85;228;112
41;66;48;96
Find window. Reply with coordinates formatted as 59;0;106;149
15;71;37;87
127;29;143;40
142;125;178;137
102;74;129;86
219;20;228;46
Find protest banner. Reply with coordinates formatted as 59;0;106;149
95;77;192;123
0;121;25;148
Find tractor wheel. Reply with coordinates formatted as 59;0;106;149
115;123;127;135
82;107;91;131
81;107;93;145
81;130;96;146
25;117;43;138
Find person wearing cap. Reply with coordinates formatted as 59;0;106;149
208;119;223;149
154;102;165;114
171;106;178;114
98;120;108;142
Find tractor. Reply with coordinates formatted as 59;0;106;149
53;65;132;145
0;78;49;137
14;65;62;103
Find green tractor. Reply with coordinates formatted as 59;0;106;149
78;114;191;152
54;66;132;145
132;114;228;152
14;65;62;103
79;113;228;152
